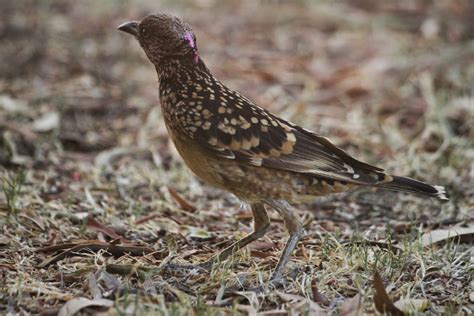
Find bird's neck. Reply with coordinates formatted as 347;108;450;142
157;55;216;125
155;56;211;82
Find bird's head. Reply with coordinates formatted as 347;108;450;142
118;13;199;65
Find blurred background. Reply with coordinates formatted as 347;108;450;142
1;1;473;171
0;0;473;314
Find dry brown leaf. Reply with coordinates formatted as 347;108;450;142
420;223;474;247
340;293;363;316
311;278;330;305
235;211;253;220
37;241;154;268
36;242;82;253
249;241;278;251
58;297;113;316
373;272;404;316
135;213;162;225
87;216;132;245
0;263;16;271
250;250;274;258
167;186;197;212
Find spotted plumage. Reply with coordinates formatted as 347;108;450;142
118;13;448;283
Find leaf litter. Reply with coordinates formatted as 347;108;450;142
0;0;473;314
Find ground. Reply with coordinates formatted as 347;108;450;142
0;0;473;315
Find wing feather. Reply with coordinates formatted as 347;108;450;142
174;86;386;185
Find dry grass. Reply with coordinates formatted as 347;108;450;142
0;0;473;314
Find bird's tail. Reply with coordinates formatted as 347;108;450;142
377;175;448;201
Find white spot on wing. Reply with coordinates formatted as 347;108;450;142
343;163;355;174
250;157;263;166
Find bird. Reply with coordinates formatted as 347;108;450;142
118;13;448;283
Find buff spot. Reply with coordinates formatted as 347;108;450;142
286;132;296;142
269;148;281;157
230;139;241;150
280;141;294;154
241;138;252;150
251;136;260;147
208;137;218;146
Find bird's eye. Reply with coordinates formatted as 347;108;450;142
141;27;147;37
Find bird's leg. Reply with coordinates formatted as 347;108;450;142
165;202;270;273
201;202;270;268
265;199;304;283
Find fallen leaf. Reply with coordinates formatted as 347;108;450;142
87;216;132;245
394;298;429;312
0;264;16;271
32;111;59;132
235;304;258;316
235;211;253;220
106;264;156;281
249;241;277;251
94;146;151;168
373;272;404;316
311;278;329;305
37;241;154;268
250;250;274;258
0;236;11;247
0;95;28;113
88;273;101;299
188;227;215;241
276;291;327;315
58;297;113;316
18;213;46;231
276;291;307;303
340;293;363;316
420;223;474;247
234;291;260;312
36;242;83;253
135;213;162;224
167;186;197;212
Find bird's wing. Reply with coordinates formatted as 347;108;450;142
174;94;388;185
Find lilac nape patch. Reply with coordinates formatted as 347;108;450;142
184;31;199;63
184;32;195;48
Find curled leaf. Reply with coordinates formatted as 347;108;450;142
421;223;474;247
168;186;197;212
394;298;429;312
340;293;363;316
58;297;113;316
373;272;404;316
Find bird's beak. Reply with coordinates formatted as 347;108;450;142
117;21;139;36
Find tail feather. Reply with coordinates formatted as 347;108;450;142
377;175;449;201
